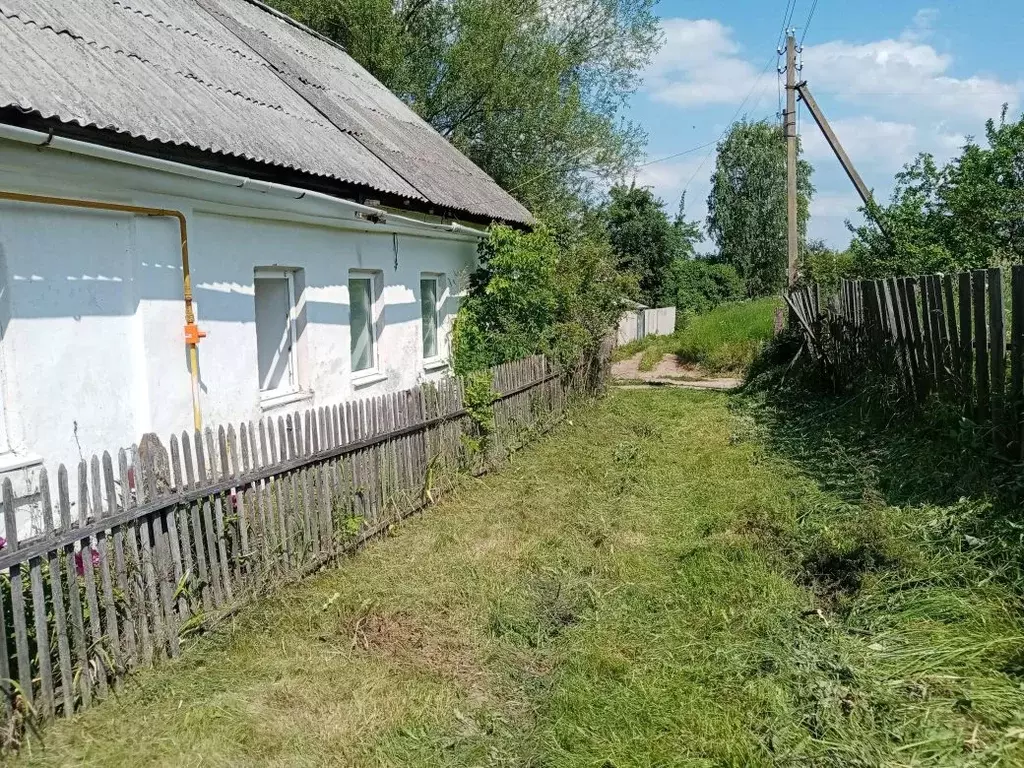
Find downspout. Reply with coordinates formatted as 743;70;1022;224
0;190;206;431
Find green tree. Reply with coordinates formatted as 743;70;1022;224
848;107;1024;277
799;238;853;293
602;184;679;305
705;120;814;296
269;0;661;216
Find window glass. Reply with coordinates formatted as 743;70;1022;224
421;277;438;359
350;276;375;372
254;273;295;393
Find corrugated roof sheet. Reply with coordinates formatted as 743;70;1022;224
0;0;533;224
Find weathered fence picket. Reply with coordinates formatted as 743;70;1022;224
0;349;609;730
790;266;1024;458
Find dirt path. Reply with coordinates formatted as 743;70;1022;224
612;353;743;390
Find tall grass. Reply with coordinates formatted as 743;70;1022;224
674;296;781;372
613;297;781;374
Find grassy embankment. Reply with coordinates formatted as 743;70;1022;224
613;296;781;374
14;385;1024;767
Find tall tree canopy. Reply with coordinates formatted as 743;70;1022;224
848;108;1024;278
269;0;661;215
706;120;814;296
602;184;679;305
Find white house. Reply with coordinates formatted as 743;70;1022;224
0;0;532;534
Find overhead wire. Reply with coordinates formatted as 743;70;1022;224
800;0;820;46
678;0;803;213
679;53;778;206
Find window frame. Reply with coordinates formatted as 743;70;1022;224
420;274;442;365
253;268;301;402
349;270;384;383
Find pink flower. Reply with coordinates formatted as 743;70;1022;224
0;536;6;549
74;547;101;576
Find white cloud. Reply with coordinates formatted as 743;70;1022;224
634;155;713;216
811;193;863;219
802;117;918;170
644;19;769;108
902;8;940;42
802;37;1020;122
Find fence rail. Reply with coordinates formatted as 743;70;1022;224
789;267;1024;453
0;347;611;729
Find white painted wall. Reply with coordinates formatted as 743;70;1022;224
616;307;676;345
0;139;477;536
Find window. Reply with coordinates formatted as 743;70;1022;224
349;274;377;373
254;269;299;398
420;276;439;360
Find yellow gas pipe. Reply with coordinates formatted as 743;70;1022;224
0;190;206;431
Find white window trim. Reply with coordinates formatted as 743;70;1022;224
349;270;386;384
255;268;302;403
420;273;445;368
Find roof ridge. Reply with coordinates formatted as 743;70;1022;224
236;0;350;56
0;7;333;131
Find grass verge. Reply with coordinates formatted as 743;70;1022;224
14;388;1024;767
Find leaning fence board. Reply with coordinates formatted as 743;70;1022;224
989;268;1006;449
1013;266;1024;455
28;500;54;718
57;466;90;708
974;270;991;421
91;456;121;686
3;480;32;709
40;469;74;716
942;275;960;385
959;273;974;408
118;449;151;667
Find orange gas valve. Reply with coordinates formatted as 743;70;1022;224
184;323;207;344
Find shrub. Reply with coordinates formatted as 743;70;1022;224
668;258;745;320
452;222;631;376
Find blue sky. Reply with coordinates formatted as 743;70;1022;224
628;0;1024;249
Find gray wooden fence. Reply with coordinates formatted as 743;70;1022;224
0;347;611;731
788;268;1024;452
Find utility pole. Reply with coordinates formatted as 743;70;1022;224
784;30;799;289
796;82;888;237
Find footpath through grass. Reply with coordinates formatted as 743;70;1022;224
614;297;781;373
16;388;1024;767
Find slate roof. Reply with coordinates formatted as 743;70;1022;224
0;0;533;224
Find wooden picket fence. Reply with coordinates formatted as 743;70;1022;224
788;267;1024;452
0;347;611;733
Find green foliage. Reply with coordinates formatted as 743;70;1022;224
602;184;681;305
849;107;1024;277
668;257;745;318
612;297;780;374
674;297;781;373
452;222;630;375
460;371;497;451
268;0;661;215
799;238;855;294
706;120;815;296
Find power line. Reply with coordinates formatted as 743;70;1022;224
679;54;778;209
636;140;721;169
776;0;797;49
800;0;820;45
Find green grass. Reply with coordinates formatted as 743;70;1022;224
675;296;781;372
613;297;781;374
13;388;1024;767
